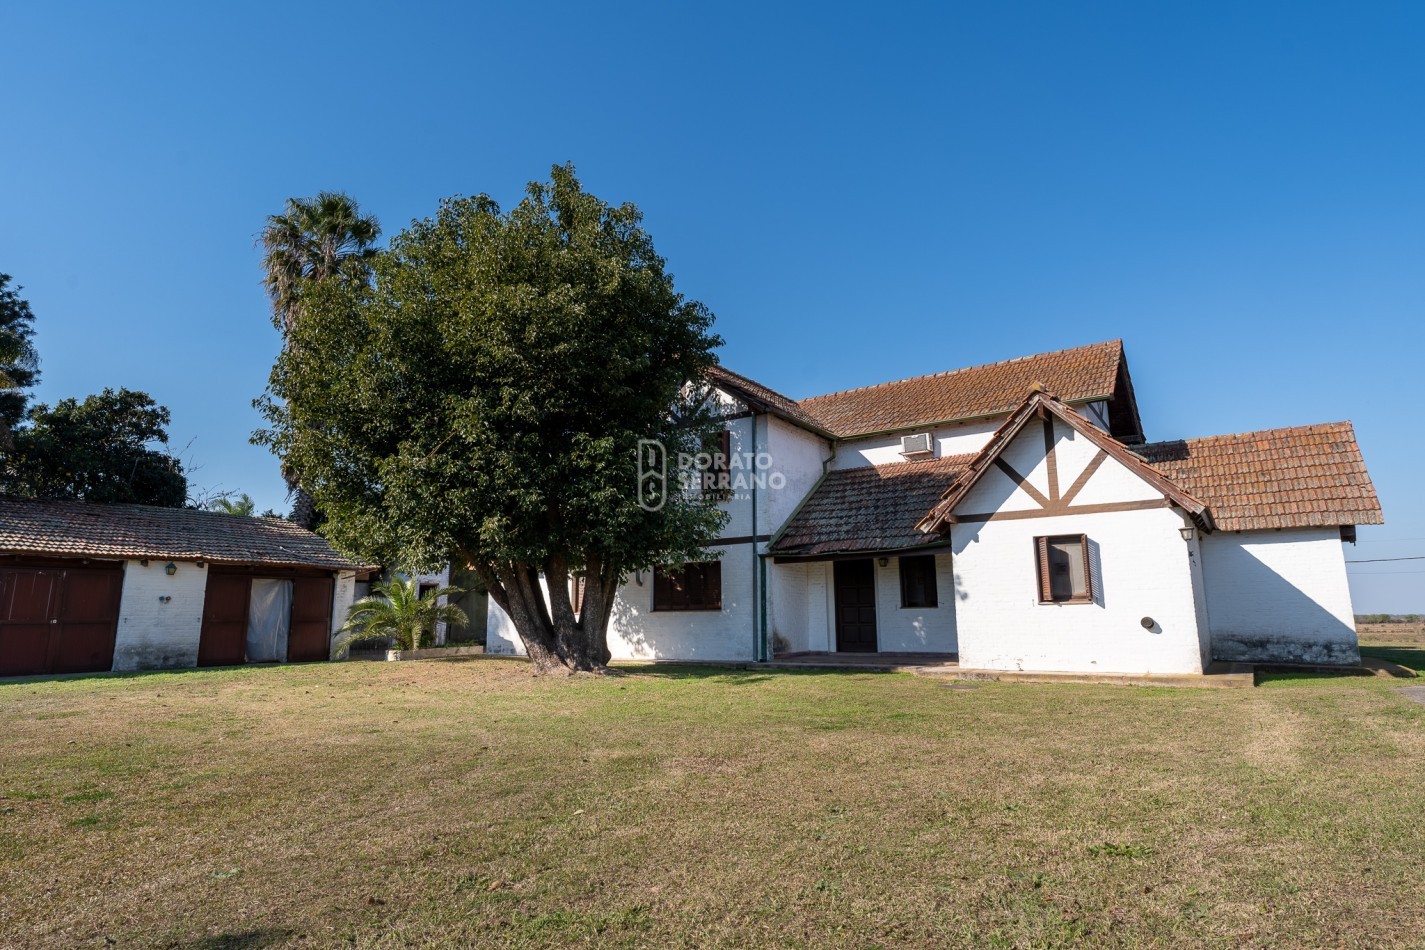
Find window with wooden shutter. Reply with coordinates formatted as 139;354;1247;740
698;428;733;498
1035;535;1091;604
652;561;723;611
898;555;939;608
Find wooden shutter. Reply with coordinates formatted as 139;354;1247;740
702;561;722;609
652;568;674;611
1035;537;1053;603
1078;534;1093;602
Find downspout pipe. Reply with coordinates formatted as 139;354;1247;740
749;412;761;662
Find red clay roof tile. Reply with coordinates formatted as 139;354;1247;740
0;497;362;570
1138;422;1382;532
796;341;1125;438
771;455;975;557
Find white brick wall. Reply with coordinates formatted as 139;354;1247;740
871;554;958;653
112;560;209;671
487;543;760;661
951;505;1208;674
1200;529;1360;664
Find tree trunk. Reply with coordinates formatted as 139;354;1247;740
472;556;617;675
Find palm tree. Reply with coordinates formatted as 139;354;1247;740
258;193;380;527
208;493;256;516
331;578;468;659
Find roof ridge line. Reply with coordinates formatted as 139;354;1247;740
796;340;1122;405
1140;420;1356;449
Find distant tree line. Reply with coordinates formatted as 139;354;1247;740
1356;614;1425;624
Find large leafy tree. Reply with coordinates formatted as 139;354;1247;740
259;164;726;673
259;192;381;528
3;388;187;506
0;274;40;447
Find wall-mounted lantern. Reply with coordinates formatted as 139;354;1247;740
1178;527;1195;542
164;562;177;576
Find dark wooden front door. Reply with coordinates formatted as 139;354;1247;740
197;573;251;667
0;562;122;676
287;576;334;662
834;559;878;653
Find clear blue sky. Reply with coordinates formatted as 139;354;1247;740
2;2;1421;611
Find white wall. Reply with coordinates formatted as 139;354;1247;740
945;416;1209;674
331;570;359;645
831;419;1002;470
952;506;1208;674
763;415;833;534
827;402;1111;472
871;554;958;653
1201;529;1360;664
486;544;760;661
112;559;210;671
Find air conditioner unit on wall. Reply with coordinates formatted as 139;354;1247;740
900;432;934;457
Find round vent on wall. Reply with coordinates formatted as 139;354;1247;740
1140;617;1156;630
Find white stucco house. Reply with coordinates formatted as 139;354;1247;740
486;339;1382;675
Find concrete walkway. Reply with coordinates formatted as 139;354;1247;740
915;663;1256;689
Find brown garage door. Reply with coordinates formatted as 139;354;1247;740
197;572;251;667
198;570;334;666
0;561;123;676
287;575;334;662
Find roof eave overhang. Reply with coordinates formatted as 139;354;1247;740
0;547;361;572
770;538;957;563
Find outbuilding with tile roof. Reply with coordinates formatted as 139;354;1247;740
0;497;367;676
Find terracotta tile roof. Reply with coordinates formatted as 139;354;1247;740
706;365;832;436
797;340;1126;438
0;497;362;570
1138;422;1382;531
771;455;975;557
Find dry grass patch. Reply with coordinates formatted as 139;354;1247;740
1;658;1423;947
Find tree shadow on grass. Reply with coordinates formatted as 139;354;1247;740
183;928;297;949
612;663;889;684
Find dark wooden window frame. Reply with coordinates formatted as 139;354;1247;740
898;555;939;609
652;560;722;612
1035;535;1094;605
699;428;734;499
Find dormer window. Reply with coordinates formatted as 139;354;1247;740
900;433;934;458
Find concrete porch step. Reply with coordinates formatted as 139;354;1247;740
915;664;1256;689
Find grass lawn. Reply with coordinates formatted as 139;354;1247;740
2;656;1424;948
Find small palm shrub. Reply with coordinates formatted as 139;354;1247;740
331;579;468;659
